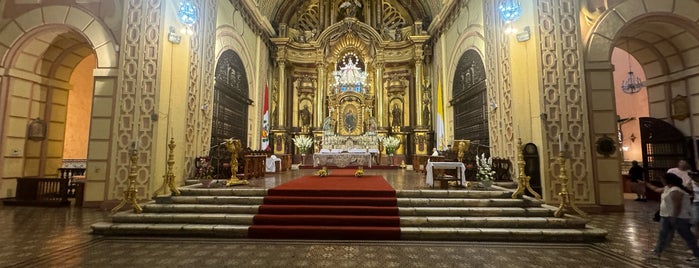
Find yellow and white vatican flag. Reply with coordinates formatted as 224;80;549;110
435;80;445;150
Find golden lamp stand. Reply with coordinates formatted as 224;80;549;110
111;148;143;214
512;138;541;199
152;137;180;198
553;151;587;218
224;138;249;186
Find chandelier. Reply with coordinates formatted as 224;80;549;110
621;51;643;94
498;0;522;24
177;0;198;26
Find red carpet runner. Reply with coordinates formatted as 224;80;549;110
248;175;400;240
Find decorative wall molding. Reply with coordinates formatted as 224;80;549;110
114;0;162;199
537;0;594;204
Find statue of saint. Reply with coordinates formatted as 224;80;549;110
391;104;401;127
422;105;431;127
344;110;356;132
299;104;311;127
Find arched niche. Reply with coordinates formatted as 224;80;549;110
451;49;488;145
212;50;251;148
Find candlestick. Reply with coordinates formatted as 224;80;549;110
558;133;563;152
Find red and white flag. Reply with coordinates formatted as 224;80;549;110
261;83;270;150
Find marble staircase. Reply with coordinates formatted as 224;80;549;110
92;185;607;242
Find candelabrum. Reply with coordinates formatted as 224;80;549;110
511;138;541;199
553;150;587;218
152;137;181;198
111;147;143;214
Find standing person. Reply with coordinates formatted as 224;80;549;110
668;160;693;189
629;161;646;201
647;173;699;263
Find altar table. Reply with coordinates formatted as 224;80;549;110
425;161;466;187
313;152;372;168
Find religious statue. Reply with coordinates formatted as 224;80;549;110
299;104;311;127
339;0;362;19
224;138;248;186
344;109;356;132
422;105;431;127
391;104;401;128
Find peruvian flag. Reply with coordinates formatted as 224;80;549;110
261;83;270;150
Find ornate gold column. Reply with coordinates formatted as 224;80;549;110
374;60;385;128
277;59;287;128
410;37;429;127
315;61;326;129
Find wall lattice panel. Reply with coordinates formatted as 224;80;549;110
114;0;162;199
537;0;594;203
483;0;514;160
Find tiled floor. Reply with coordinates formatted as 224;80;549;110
0;169;696;267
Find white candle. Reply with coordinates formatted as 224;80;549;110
558;133;563;151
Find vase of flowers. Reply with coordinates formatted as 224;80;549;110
195;157;215;187
383;136;400;165
476;153;496;189
292;135;314;165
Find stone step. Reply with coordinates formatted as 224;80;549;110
397;190;512;198
398;207;554;217
112;212;254;225
400;227;607;242
91;222;248;238
142;204;259;214
178;187;267;196
171;196;264;205
396;198;541;207
400;216;587;229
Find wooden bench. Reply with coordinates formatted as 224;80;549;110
2;177;70;206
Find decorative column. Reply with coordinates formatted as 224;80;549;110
270;41;290;155
409;36;430;156
315;61;326;128
374;60;385;128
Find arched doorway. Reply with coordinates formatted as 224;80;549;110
451;50;489;147
1;27;95;177
212;50;251;148
585;0;699;207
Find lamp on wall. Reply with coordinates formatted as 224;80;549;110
621;50;644;94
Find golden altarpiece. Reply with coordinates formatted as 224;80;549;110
269;0;434;163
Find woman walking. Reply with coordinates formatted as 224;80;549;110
647;173;699;263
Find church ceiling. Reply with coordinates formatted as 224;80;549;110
257;0;441;26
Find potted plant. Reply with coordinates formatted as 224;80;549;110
383;136;401;166
476;153;496;188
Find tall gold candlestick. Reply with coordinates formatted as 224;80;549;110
512;138;541;199
553;151;587;218
111;147;143;214
152;137;180;198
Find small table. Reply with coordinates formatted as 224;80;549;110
425;162;466;188
265;157;282;173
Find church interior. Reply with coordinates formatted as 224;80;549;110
2;0;699;266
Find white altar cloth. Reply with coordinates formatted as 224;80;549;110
425;162;466;186
313;152;372;168
265;157;281;173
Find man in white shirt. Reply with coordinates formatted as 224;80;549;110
668;160;693;189
668;160;699;235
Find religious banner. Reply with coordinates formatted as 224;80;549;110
435;80;445;149
261;83;270;150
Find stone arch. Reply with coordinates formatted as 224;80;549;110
0;6;118;182
0;5;118;69
215;25;258;146
583;0;699;208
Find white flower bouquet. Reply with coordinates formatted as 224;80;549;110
383;136;401;155
292;135;314;154
475;153;496;182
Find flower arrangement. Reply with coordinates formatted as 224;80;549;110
292;135;314;154
383;136;401;155
475;153;496;183
195;157;215;187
